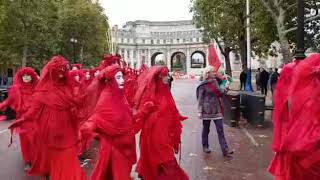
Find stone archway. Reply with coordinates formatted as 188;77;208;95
191;51;206;68
171;52;187;74
151;52;166;66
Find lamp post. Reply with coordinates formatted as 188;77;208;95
245;0;254;92
294;0;306;60
70;38;78;63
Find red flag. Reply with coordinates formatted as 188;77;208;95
208;43;222;72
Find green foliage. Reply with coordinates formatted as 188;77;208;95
0;0;110;69
191;0;277;69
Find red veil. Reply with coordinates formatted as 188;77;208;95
269;54;320;180
134;66;188;180
80;65;136;180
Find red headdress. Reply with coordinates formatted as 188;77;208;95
71;63;82;70
69;70;85;87
13;67;39;87
99;54;120;69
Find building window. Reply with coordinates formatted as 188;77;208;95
142;49;145;53
164;39;167;44
142;39;145;44
191;52;206;68
171;39;173;44
157;39;160;44
177;39;180;43
151;39;154;44
133;51;136;58
183;39;186;43
121;38;124;43
127;50;130;58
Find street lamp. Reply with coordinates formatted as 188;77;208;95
245;0;254;92
70;38;78;63
294;0;306;60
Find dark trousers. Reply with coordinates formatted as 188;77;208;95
261;84;268;95
240;81;245;90
202;119;229;154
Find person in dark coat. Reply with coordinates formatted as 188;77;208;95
168;73;174;90
270;68;280;95
239;69;247;90
259;68;270;95
255;68;261;91
196;66;233;157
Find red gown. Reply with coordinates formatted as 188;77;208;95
0;67;38;164
10;56;87;180
134;66;189;180
269;54;320;180
80;65;136;180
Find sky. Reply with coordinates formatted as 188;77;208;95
99;0;193;27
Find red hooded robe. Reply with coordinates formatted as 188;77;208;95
10;56;87;180
0;67;39;163
134;66;189;180
80;65;136;180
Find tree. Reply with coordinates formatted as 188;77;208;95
258;0;320;63
191;0;277;75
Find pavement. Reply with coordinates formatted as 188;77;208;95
0;79;274;180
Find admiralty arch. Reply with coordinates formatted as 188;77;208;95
111;20;211;75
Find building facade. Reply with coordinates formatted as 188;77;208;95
111;20;214;75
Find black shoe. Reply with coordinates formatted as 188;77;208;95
203;147;212;154
24;163;31;171
223;150;234;157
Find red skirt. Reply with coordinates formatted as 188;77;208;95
29;144;87;180
19;133;33;163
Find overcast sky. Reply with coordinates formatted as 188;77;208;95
100;0;193;26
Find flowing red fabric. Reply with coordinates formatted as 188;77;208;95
0;67;38;163
269;54;320;180
69;70;85;97
123;68;139;107
208;43;222;72
80;65;136;180
134;66;188;180
11;56;87;180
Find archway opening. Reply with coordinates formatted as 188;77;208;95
151;52;166;66
191;51;206;68
171;52;186;74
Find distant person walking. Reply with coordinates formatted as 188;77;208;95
239;69;247;91
259;68;270;95
255;68;261;91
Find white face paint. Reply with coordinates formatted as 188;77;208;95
72;67;79;71
162;75;169;84
94;70;100;77
22;75;32;83
114;71;124;89
85;72;91;80
74;75;80;82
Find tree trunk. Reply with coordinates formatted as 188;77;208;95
239;36;247;70
79;44;84;64
277;6;292;64
21;44;28;67
223;47;232;76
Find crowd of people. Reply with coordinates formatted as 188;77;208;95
0;54;189;180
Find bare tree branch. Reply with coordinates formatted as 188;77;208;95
283;14;320;34
259;0;278;21
285;2;298;11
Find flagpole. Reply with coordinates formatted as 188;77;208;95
245;0;253;92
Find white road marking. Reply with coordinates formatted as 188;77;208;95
0;129;8;134
240;127;259;147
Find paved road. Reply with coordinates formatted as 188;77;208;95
0;79;274;180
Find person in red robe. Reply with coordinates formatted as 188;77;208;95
9;56;87;180
134;66;189;180
82;69;94;88
69;70;85;97
0;67;39;169
269;54;320;180
80;65;137;180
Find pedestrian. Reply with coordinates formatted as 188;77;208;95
80;65;137;180
134;66;189;180
270;68;280;96
168;72;174;89
259;68;270;95
255;68;261;91
196;66;234;157
9;56;87;180
0;67;39;170
239;69;247;90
